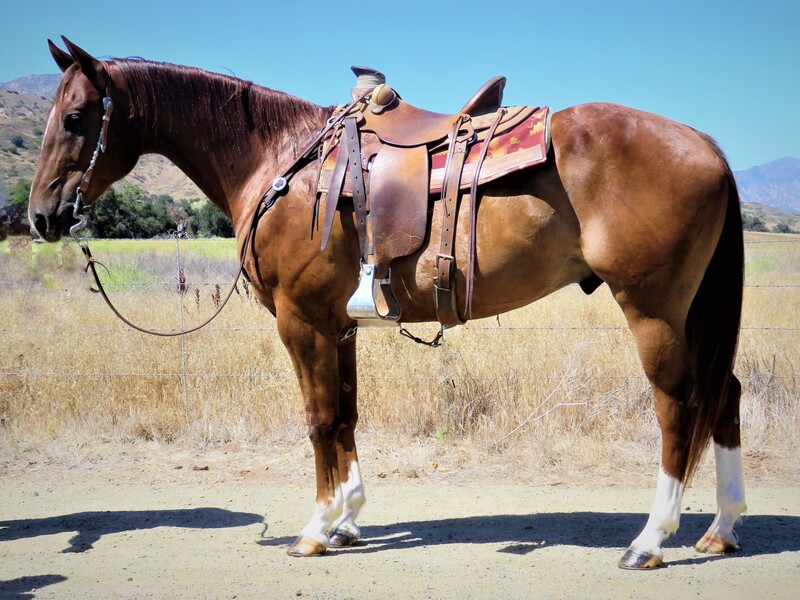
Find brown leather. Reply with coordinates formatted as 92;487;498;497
466;108;506;318
357;75;507;147
434;116;473;326
359;98;462;147
368;143;429;279
344;116;369;261
428;105;543;194
319;105;546;195
315;77;551;327
458;75;505;116
320;122;349;251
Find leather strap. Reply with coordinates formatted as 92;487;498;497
78;96;114;196
465;108;506;318
344;116;370;261
435;115;473;327
319;120;348;252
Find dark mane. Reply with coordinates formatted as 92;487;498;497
112;58;331;150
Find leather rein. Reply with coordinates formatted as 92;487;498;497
73;88;373;337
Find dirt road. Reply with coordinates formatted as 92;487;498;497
1;442;798;599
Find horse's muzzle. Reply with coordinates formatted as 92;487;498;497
31;198;80;242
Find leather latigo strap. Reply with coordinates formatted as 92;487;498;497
319;115;371;262
344;116;370;261
435;115;474;327
466;108;506;318
320;120;348;251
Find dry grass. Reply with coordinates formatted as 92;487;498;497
1;233;798;482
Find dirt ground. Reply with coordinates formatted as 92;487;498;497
1;441;798;600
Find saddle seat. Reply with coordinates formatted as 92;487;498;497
350;68;508;147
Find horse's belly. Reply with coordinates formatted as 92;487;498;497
390;194;589;322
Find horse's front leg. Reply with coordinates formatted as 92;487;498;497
277;312;344;557
328;331;366;547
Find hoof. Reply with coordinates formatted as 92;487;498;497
618;547;663;570
287;536;327;557
695;532;738;554
328;528;359;548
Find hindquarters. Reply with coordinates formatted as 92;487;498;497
552;103;745;569
683;135;744;475
553;103;743;483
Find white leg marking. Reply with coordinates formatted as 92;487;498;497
705;444;747;544
330;461;366;539
299;486;343;546
630;467;683;558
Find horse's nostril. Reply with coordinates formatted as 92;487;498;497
34;213;49;237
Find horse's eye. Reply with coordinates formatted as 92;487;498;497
64;113;83;135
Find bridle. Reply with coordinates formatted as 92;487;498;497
69;94;113;239
73;83;373;337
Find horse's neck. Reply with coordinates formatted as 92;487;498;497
140;131;241;212
120;63;327;224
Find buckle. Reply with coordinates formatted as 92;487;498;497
435;253;454;268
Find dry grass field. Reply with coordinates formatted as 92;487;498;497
1;232;798;482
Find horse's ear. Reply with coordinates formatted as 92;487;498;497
48;39;74;72
61;36;108;93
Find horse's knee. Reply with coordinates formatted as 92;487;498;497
307;419;341;446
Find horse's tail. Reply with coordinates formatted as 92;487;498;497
683;137;744;482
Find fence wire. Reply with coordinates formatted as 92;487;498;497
2;237;799;395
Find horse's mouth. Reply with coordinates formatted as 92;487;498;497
32;199;83;242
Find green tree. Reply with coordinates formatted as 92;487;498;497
1;179;32;235
773;222;796;234
8;179;31;210
89;183;179;238
742;214;768;232
191;200;233;237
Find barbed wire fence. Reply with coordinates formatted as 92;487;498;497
1;237;799;414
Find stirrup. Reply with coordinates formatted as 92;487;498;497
347;263;401;324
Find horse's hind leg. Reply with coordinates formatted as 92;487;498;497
328;333;367;547
696;376;747;553
614;296;693;570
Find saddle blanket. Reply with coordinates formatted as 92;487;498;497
317;105;551;197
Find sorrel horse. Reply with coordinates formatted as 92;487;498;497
29;38;746;569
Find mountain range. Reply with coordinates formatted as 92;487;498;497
734;157;800;214
0;74;61;98
1;73;798;229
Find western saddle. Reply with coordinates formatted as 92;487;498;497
316;67;550;327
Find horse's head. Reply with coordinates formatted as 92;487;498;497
29;38;138;241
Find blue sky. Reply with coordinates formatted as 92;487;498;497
2;0;797;170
